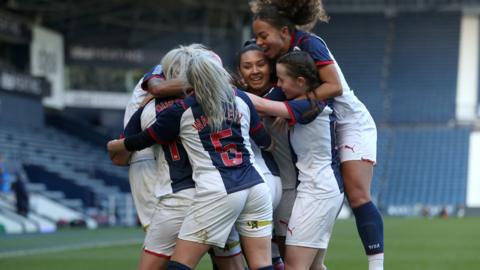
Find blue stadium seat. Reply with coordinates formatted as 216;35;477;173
24;164;97;208
316;14;388;123
0;123;130;210
375;126;469;207
387;12;460;123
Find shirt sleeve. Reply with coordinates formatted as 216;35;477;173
298;34;335;67
140;64;165;91
236;89;272;149
284;99;326;126
123;79;145;128
124;101;185;151
263;87;286;101
123;106;144;137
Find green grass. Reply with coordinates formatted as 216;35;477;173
1;218;479;270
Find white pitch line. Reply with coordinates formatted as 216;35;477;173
0;238;142;258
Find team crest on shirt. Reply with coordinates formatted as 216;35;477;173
293;46;302;51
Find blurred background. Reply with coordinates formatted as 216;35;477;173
0;0;480;269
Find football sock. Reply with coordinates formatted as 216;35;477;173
167;261;191;270
352;201;384;256
272;256;284;270
368;253;384;270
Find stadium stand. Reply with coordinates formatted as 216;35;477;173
387;12;460;123
377;126;470;207
0;123;133;225
1;2;478;233
318;14;389;123
316;11;469;213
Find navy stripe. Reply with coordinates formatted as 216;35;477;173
154;98;195;193
261;150;280;177
287;131;300;188
328;99;344;193
190;101;264;194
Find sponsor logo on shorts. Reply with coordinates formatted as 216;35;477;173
344;144;356;153
246;220;272;229
287;226;295;236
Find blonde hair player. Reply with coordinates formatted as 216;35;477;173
108;49;275;270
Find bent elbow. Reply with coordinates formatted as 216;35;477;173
336;87;343;97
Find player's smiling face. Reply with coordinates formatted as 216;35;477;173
253;20;290;60
276;63;306;99
239;50;271;95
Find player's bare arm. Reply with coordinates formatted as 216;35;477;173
148;78;192;97
308;64;342;101
246;92;291;120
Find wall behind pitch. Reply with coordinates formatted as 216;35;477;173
0;91;44;127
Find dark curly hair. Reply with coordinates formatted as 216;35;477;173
250;0;329;32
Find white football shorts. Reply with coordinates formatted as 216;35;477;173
128;158;158;228
143;188;195;257
273;188;296;237
285;192;344;249
179;183;273;248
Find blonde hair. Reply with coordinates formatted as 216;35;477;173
161;44;208;81
250;0;328;32
186;51;236;131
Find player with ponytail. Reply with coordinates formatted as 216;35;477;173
251;1;384;270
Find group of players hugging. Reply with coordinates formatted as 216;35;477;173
107;1;384;270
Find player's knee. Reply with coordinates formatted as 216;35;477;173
347;193;371;208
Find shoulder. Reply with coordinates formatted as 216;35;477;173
263;87;286;101
286;99;326;125
234;88;249;100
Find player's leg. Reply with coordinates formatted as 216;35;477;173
139;189;195;270
138;250;170;270
309;249;327;270
284;245;319;270
340;124;384;270
210;227;245;270
240;235;272;269
210;253;245;270
168;240;211;269
236;183;273;269
344;161;383;269
271;241;284;270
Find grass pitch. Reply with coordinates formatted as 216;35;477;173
1;218;479;270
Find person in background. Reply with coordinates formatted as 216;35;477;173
11;169;29;217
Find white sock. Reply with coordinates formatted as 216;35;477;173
368;253;384;270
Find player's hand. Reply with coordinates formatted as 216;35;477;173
107;139;130;166
107;139;127;152
109;150;131;166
